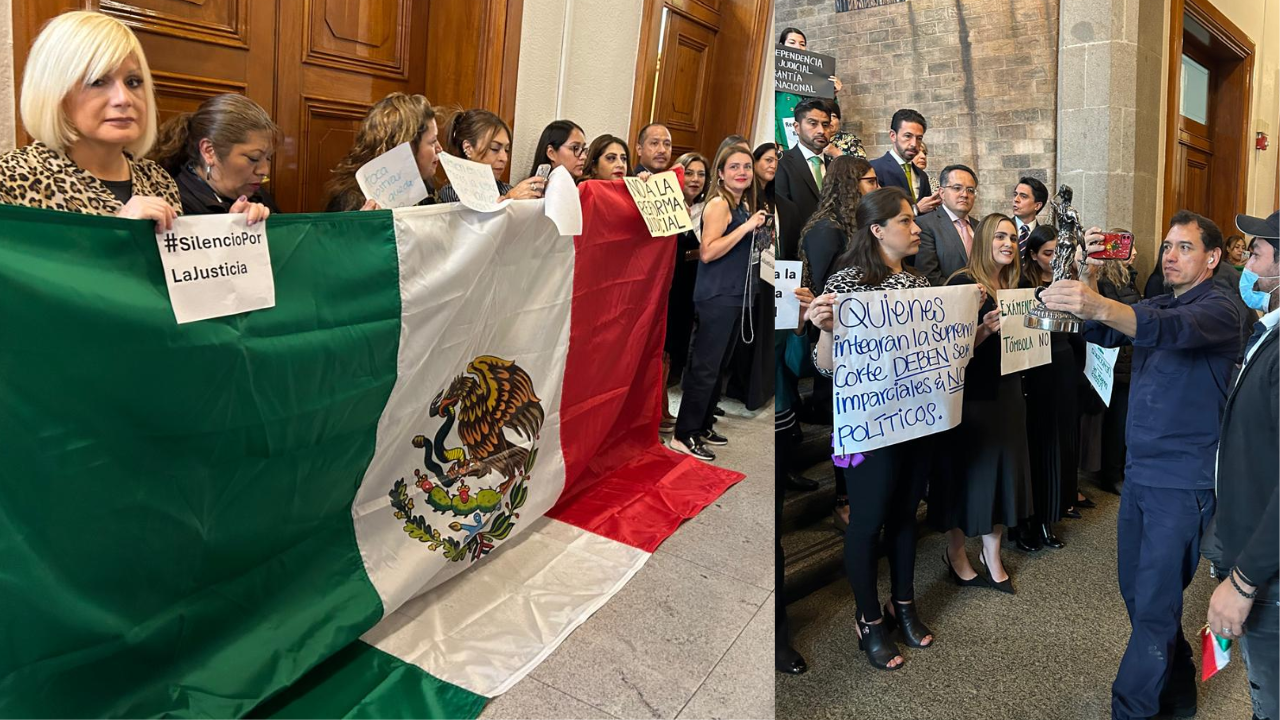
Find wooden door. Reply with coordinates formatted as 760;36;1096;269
1173;48;1215;222
13;1;277;146
650;10;716;160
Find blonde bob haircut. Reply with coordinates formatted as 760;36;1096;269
20;11;158;156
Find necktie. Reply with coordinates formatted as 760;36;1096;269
902;162;915;198
809;156;824;190
1245;321;1268;360
956;219;973;257
1018;223;1030;253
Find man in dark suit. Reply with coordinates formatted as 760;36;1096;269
916;164;979;286
775;98;830;227
1012;176;1048;253
1204;210;1279;720
633;123;672;174
869;109;941;215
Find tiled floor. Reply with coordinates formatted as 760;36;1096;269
480;394;775;720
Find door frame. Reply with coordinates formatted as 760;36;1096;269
1161;0;1255;232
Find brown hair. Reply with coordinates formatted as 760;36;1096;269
829;187;918;289
704;142;755;214
952;213;1021;298
151;93;279;177
584;134;628;180
325;93;436;212
440;107;510;163
801;155;873;241
674;152;709;203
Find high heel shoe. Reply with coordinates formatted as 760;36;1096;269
856;616;903;671
979;548;1016;594
1039;522;1065;549
943;550;986;587
883;600;935;649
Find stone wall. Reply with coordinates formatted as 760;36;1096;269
1;0;15;152
775;0;1060;219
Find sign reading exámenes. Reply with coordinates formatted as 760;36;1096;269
774;45;836;99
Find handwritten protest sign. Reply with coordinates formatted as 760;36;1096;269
1084;342;1120;406
623;171;694;236
439;152;511;213
355;142;429;209
156;214;275;324
997;289;1051;375
832;285;980;454
774;260;801;330
775;45;836;98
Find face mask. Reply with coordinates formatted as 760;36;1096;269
1239;267;1280;311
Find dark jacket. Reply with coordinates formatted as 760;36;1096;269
772;191;803;261
174;165;279;216
1083;278;1243;490
1212;262;1258;362
799;218;846;295
868;151;931;203
775;145;822;227
915;208;976;287
1212;320;1279;597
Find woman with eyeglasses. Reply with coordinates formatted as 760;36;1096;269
527;120;586;181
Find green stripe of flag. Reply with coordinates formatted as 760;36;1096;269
0;207;402;717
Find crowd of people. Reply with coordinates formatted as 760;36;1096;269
772;23;1278;720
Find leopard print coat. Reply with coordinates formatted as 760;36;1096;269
0;141;181;216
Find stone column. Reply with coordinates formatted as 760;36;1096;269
1056;0;1165;267
1;0;15;152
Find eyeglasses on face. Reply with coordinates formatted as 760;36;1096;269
564;143;588;158
859;174;879;186
944;184;977;195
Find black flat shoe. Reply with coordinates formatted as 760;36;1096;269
1063;507;1082;519
1039;522;1065;549
785;472;819;492
700;430;728;446
883;600;935;649
671;435;715;461
979;549;1015;594
713;405;725;417
1076;496;1096;509
1012;526;1042;552
776;644;808;675
944;550;986;587
856;616;903;671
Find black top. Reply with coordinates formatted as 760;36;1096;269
800;218;847;295
946;272;1009;401
693;202;752;306
175;166;280;216
438;179;511;204
100;179;132;205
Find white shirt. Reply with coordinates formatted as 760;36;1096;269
798;143;823;186
1016;217;1038;235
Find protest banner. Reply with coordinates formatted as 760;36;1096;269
997;288;1051;375
155;213;274;324
623;171;694;236
774;260;801;330
774;45;836;98
831;285;980;454
355;142;430;209
1084;342;1120;406
439;151;511;212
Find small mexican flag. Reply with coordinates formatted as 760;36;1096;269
1201;624;1232;681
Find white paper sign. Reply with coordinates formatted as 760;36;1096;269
774;260;801;330
1084;342;1120;406
623;171;695;236
438;152;511;213
832;285;980;454
760;246;776;284
355;142;429;209
997;289;1052;375
782;117;799;149
156;214;275;324
543;165;582;236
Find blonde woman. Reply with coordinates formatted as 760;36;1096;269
0;10;178;228
929;213;1032;594
325;93;441;212
151;93;276;222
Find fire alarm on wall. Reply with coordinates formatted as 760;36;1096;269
1258;132;1271;151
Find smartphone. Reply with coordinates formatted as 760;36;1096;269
535;164;552;180
1089;232;1134;260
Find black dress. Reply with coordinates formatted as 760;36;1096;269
1021;276;1083;522
665;228;699;384
928;274;1032;536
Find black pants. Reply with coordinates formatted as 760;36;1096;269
842;441;925;623
675;301;742;439
1101;382;1130;485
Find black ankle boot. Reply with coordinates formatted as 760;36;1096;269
1040;522;1065;549
856;616;903;671
883;600;935;649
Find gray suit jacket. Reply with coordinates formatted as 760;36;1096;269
916;209;976;287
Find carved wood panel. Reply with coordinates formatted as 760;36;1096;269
303;0;413;80
151;71;248;126
652;11;715;158
297;97;373;213
99;0;251;48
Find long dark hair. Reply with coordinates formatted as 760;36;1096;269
753;142;778;212
526;119;584;180
801;155;872;240
1022;224;1057;286
830;186;917;288
584;134;628;180
778;27;806;44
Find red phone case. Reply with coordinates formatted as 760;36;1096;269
1090;232;1133;260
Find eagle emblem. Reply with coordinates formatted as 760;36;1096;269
387;355;545;563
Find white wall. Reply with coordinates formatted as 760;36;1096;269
753;10;774;148
511;0;645;180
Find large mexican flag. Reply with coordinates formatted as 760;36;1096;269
0;180;742;718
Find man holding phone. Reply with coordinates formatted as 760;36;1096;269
1042;211;1242;720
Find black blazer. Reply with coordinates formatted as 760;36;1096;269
776;145;823;227
774;192;803;261
869;151;931;203
916;209;976;287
